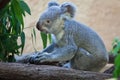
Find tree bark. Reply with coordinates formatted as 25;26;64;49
0;62;112;80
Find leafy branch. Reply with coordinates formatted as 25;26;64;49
111;37;120;78
0;0;31;62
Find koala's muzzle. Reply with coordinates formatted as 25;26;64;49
36;22;42;31
36;21;49;33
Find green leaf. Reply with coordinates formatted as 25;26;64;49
40;32;47;48
0;0;31;62
48;34;52;44
113;54;120;78
20;32;25;54
11;0;24;27
31;28;37;51
112;38;120;55
31;31;37;51
33;28;36;42
19;0;31;15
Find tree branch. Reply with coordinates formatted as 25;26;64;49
0;62;112;80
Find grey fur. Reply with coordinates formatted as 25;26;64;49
61;2;76;18
48;1;59;8
17;1;109;72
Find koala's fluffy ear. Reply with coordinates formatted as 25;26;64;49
48;1;59;8
60;2;76;18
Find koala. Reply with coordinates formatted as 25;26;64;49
17;1;109;72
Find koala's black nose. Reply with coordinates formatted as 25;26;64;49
36;22;40;30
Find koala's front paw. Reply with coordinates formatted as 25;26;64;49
34;52;52;63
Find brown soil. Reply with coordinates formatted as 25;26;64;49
23;0;120;54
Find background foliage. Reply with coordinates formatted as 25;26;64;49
40;32;51;48
0;0;31;62
111;37;120;78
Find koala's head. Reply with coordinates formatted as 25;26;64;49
36;1;76;34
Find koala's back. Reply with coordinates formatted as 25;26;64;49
64;19;108;57
63;20;108;71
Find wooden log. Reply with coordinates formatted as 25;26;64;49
0;62;112;80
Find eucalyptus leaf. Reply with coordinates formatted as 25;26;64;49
40;32;47;48
11;0;24;27
33;28;36;42
20;32;25;54
19;0;31;15
111;38;120;78
31;31;37;51
113;54;120;78
0;0;30;62
48;34;52;44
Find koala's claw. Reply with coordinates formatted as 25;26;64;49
29;56;36;63
34;52;51;63
34;57;46;63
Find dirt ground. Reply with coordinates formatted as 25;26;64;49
23;0;120;53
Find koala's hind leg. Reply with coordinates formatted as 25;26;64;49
71;48;107;71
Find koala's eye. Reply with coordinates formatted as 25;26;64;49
46;20;50;24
